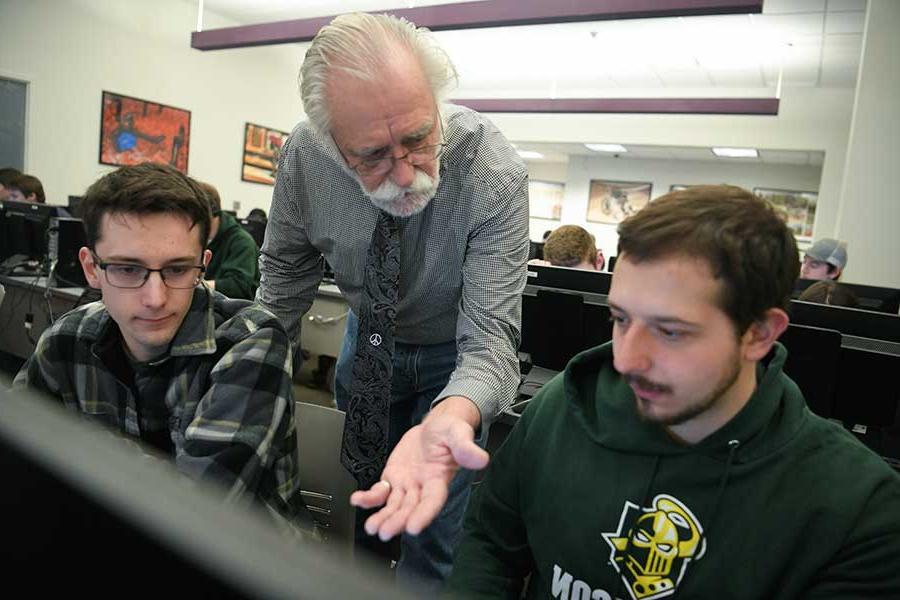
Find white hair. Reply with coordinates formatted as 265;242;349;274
299;12;458;133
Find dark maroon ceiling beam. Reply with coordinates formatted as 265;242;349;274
451;97;780;115
191;0;763;51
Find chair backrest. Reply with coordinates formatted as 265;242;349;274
295;402;357;556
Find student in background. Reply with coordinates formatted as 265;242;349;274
800;238;847;281
7;174;46;204
542;224;598;271
448;185;900;599
246;207;268;224
15;163;306;529
199;181;260;300
799;280;859;308
0;167;22;201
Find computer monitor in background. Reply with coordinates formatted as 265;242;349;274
48;217;88;287
528;241;544;261
0;199;66;269
521;264;613;372
789;300;900;345
238;217;266;249
793;278;900;315
67;195;84;218
606;255;617;272
777;324;842;419
0;387;414;599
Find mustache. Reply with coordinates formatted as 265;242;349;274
624;374;672;395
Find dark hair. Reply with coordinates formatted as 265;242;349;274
197;181;221;215
81;163;211;251
247;208;268;223
0;167;22;188
617;185;799;334
799;280;858;308
543;225;596;268
542;229;553;241
10;174;46;204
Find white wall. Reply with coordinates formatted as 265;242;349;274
487;87;855;254
0;0;306;216
526;157;822;256
834;0;900;287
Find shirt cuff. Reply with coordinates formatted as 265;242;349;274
433;376;510;431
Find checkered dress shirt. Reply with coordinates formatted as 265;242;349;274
14;286;303;524
257;103;530;423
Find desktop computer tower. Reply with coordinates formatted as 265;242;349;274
47;217;87;287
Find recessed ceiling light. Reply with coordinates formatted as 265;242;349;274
517;150;544;160
585;143;627;153
712;147;758;158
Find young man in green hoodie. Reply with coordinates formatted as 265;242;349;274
447;185;900;599
199;181;260;300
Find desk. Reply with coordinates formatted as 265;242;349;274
0;275;349;362
0;275;84;360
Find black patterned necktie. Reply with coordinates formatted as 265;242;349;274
341;210;401;489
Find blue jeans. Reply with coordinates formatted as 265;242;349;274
335;311;485;593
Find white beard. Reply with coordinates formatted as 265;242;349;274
358;163;441;218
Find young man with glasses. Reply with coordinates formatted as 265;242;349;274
257;12;528;590
15;162;307;529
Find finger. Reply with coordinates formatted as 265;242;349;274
377;485;421;541
350;480;392;509
406;478;449;535
448;425;490;471
364;485;405;536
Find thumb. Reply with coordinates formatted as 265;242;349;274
447;421;489;471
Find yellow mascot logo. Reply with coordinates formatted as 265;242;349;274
602;494;706;600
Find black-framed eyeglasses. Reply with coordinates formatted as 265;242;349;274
92;252;205;289
347;117;447;178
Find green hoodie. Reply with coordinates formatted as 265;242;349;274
448;342;900;600
206;211;260;300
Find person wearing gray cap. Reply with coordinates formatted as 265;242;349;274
800;237;848;280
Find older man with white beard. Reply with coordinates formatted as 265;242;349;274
256;12;528;592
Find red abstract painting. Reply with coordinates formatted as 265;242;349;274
99;91;191;173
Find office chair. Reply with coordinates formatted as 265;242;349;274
295;401;357;557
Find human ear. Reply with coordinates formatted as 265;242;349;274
78;247;102;289
742;308;789;362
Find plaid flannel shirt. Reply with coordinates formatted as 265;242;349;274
14;286;303;524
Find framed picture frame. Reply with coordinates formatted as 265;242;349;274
587;179;652;224
99;91;190;173
528;180;564;220
242;122;290;185
753;187;817;242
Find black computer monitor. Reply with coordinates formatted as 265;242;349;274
0;387;413;598
0;199;66;267
528;240;544;261
67;195;84;218
521;264;613;371
789;300;900;345
48;217;88;287
777;324;842;418
793;278;900;315
607;255;617;272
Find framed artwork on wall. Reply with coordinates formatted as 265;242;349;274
99;91;190;173
242;122;290;185
586;179;652;224
753;187;817;242
528;180;564;220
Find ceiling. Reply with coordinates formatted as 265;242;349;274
192;0;865;166
195;0;867;93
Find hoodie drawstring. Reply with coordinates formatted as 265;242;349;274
711;439;741;524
